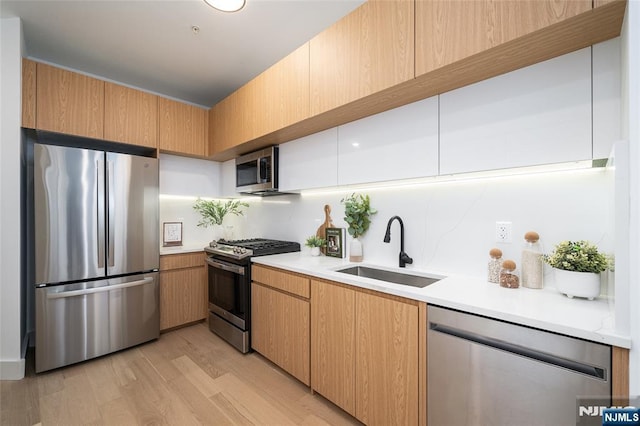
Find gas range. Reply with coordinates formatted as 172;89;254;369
204;238;301;261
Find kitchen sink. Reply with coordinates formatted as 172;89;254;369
335;266;442;288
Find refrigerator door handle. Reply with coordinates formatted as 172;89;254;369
97;159;105;269
106;160;115;268
46;277;154;300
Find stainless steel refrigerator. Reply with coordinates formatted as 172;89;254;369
28;133;159;373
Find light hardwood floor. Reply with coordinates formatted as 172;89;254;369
1;322;360;426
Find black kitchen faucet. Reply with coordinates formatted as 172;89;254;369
383;216;413;268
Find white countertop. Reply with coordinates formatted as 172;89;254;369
160;244;207;255
252;252;631;348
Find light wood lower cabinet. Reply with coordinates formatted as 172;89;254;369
311;279;424;426
251;265;311;385
311;279;357;416
159;252;207;331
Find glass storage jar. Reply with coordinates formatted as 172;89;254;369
488;248;502;284
500;260;520;289
521;231;543;289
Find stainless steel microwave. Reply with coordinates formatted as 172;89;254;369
235;146;279;195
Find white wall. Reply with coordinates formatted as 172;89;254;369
0;17;26;379
621;0;640;395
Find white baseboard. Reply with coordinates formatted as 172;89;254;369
0;358;25;380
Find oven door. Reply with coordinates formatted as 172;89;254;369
206;257;248;330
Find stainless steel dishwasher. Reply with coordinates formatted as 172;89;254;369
427;305;611;426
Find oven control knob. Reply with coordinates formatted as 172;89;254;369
233;247;247;254
209;240;218;248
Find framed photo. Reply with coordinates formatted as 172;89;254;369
325;227;345;258
163;222;183;247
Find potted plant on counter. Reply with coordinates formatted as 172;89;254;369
543;240;609;300
305;235;326;256
341;193;377;262
193;198;249;241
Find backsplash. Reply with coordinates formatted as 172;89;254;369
242;167;614;286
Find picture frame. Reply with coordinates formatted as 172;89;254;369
325;227;345;258
163;222;183;247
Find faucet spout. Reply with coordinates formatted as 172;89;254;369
383;216;413;268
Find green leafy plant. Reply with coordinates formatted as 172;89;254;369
193;199;249;227
543;240;609;273
305;235;326;248
341;193;377;238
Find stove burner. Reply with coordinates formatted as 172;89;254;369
206;238;300;260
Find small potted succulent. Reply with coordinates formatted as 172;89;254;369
193;198;249;241
543;240;609;300
305;235;326;256
341;193;377;262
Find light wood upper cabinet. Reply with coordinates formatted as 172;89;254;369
309;0;414;116
415;0;591;76
209;44;310;157
159;97;208;157
36;62;104;139
159;252;207;331
22;58;37;129
104;82;158;148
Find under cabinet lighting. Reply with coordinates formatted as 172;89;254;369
301;160;604;197
203;0;246;12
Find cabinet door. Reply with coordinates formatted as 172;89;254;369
311;280;356;416
159;98;208;157
416;0;591;76
22;58;37;129
440;47;591;175
251;283;310;385
338;96;438;185
593;37;621;160
159;266;207;331
309;0;414;116
279;128;338;191
355;292;419;425
36;62;104;139
104;82;158;148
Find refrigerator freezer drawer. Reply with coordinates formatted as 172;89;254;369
35;273;159;373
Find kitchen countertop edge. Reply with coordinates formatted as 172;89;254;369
252;252;632;349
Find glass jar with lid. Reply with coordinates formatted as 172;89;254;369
488;248;502;284
521;231;543;289
500;259;520;289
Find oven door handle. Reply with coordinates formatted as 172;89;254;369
206;258;246;275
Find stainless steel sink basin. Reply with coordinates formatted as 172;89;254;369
336;266;442;288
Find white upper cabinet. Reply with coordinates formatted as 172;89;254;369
159;154;220;197
279;128;338;191
440;47;592;175
337;97;439;185
593;37;621;160
220;159;239;198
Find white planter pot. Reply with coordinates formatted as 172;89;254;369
310;246;321;256
554;268;601;300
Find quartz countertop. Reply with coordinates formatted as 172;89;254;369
160;243;207;256
252;252;631;348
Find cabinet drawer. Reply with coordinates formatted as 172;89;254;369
160;252;206;271
251;265;310;299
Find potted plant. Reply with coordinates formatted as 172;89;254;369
543;240;609;300
305;235;326;256
341;193;377;262
193;198;249;241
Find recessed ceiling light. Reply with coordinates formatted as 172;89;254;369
203;0;246;13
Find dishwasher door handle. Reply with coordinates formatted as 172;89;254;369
429;322;607;380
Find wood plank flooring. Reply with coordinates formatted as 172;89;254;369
1;322;360;426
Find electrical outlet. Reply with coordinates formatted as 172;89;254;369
495;221;512;243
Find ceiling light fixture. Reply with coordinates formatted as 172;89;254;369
203;0;246;13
